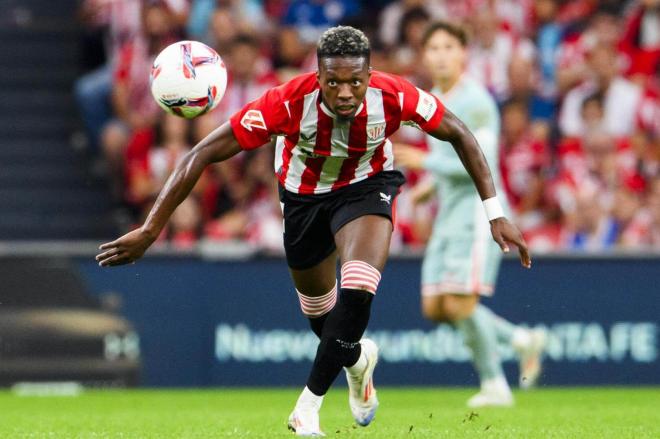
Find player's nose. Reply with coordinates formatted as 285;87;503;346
337;84;353;101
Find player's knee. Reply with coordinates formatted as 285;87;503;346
340;260;381;295
423;295;476;322
296;282;337;318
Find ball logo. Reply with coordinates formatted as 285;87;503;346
241;110;267;132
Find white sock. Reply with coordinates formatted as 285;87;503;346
512;327;532;352
296;386;324;411
345;349;367;376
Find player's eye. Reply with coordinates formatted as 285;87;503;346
351;80;362;87
328;80;337;87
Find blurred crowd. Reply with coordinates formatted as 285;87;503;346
73;0;660;253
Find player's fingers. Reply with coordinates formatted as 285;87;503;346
515;238;532;268
99;240;120;250
520;246;532;268
506;231;531;268
493;232;510;253
95;248;121;261
98;252;129;267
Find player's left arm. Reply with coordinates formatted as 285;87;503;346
430;109;531;268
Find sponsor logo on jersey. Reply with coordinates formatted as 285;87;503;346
366;123;386;141
299;131;316;143
415;88;437;122
240;109;267;132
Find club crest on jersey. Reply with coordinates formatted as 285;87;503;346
366;123;386;141
240;110;267;132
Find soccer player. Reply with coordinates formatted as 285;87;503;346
96;26;530;435
395;22;546;408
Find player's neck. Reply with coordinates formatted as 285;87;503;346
436;74;462;94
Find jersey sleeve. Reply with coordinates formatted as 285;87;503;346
397;76;445;133
229;86;290;150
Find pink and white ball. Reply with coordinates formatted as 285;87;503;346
150;41;227;119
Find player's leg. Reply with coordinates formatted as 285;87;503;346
421;232;514;407
289;216;390;434
304;214;390;394
476;237;547;389
281;187;339;436
290;250;338;338
310;214;390;425
423;292;513;407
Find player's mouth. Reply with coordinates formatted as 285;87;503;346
335;105;355;117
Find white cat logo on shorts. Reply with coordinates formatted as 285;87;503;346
241;109;267;132
379;192;391;205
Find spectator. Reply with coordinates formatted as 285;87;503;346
563;185;618;251
620;176;660;248
378;0;444;48
620;0;660;82
506;54;555;122
555;6;623;95
532;0;563;103
195;33;279;140
466;6;536;101
74;0;142;154
388;7;430;79
188;0;269;42
559;43;643;138
101;2;183;201
499;99;550;231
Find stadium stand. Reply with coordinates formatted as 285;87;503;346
0;0;118;240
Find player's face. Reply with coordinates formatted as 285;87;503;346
317;57;371;121
423;30;466;84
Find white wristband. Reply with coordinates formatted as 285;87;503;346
483;197;505;221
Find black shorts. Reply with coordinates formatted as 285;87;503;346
279;170;406;270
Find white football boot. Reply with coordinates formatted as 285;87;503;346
514;328;547;389
287;408;325;437
287;387;325;437
467;376;514;408
345;338;379;426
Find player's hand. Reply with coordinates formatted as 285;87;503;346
394;143;427;170
489;217;531;268
96;228;157;267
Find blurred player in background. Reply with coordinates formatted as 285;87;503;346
396;22;546;408
96;26;530;435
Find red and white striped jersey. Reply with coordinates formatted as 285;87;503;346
229;70;445;194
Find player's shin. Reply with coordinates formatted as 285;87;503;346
454;305;513;406
297;282;338;338
305;261;380;396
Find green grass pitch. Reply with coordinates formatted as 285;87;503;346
1;387;658;438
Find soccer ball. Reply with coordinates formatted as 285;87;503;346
150;40;227;119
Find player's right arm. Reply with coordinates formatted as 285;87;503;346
96;122;242;266
96;80;293;267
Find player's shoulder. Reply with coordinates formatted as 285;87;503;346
268;72;319;102
368;70;409;93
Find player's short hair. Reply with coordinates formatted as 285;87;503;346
317;26;370;62
422;21;468;48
